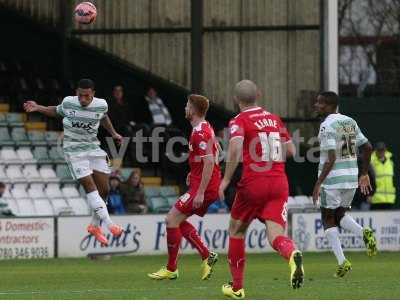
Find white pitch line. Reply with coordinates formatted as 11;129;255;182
0;286;208;296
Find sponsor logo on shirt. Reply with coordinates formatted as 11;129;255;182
230;124;239;134
199;141;207;151
71;121;94;133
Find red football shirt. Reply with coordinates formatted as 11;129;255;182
229;106;291;183
188;121;221;191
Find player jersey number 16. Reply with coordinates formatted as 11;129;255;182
258;132;283;162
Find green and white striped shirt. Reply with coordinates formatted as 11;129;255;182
56;96;108;158
318;113;368;189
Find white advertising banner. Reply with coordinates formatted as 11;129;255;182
292;211;400;252
0;218;54;259
58;214;274;257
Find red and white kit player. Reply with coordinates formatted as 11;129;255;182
177;116;221;217
219;80;304;299
148;94;221;281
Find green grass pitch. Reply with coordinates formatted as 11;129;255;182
0;252;399;300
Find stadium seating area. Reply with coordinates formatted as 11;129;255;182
287;196;315;211
0;110;313;217
143;185;180;213
0;57;314;217
0;58;68;113
0;107;87;216
3;182;88;216
0;57;186;217
0;104;183;217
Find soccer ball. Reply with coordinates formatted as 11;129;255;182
74;2;97;25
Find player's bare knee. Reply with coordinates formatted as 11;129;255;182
335;207;347;226
267;234;279;247
229;219;247;237
165;215;172;227
79;176;97;194
324;220;336;230
98;186;109;200
165;214;178;228
266;236;274;247
229;228;245;238
265;220;285;246
321;208;337;230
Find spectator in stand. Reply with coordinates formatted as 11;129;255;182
107;174;126;215
107;85;139;164
0;182;13;216
121;169;148;214
144;87;172;127
108;85;135;137
370;142;396;210
207;199;229;214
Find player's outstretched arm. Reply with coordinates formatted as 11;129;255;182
100;114;123;145
23;101;58;118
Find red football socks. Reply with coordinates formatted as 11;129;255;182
180;221;210;260
228;237;246;291
166;227;182;272
272;235;296;260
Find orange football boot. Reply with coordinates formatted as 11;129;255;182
87;224;108;246
109;224;123;237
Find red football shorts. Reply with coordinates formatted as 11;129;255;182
230;175;289;227
174;187;219;217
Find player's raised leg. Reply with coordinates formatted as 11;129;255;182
260;175;304;289
179;220;218;280
336;206;377;257
221;218;248;299
79;175;110;245
77;167;122;246
92;169;123;237
265;220;304;289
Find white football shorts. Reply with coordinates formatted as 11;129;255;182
320;188;356;209
67;156;111;180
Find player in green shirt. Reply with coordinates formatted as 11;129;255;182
313;91;377;278
24;79;123;245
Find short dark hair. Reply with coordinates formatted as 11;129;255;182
375;142;386;151
189;94;210;117
78;78;95;90
0;182;5;189
318;91;338;108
